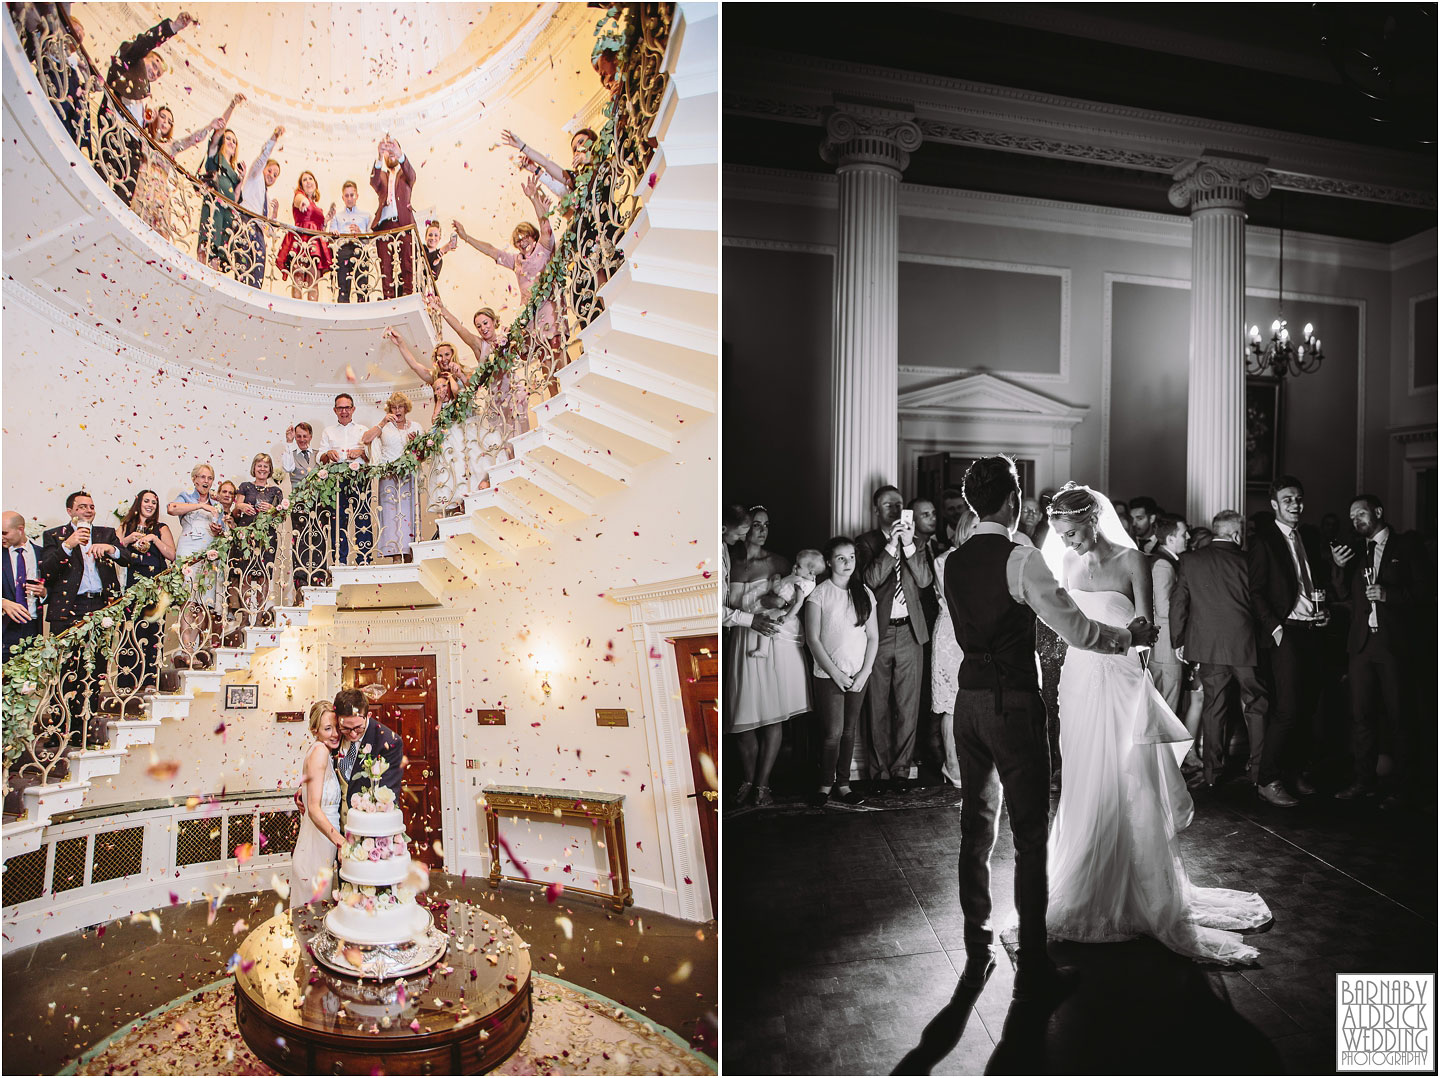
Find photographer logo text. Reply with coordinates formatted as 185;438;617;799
1337;974;1434;1073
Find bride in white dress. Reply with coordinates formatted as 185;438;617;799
290;701;344;909
1041;484;1271;964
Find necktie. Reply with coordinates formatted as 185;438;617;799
1366;539;1377;575
14;549;26;603
1289;529;1314;596
341;740;358;780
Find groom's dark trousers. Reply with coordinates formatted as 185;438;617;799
946;525;1133;973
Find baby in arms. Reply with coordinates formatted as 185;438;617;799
749;550;826;658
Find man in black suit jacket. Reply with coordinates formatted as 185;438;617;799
1248;475;1333;808
2;511;47;662
333;688;405;825
855;485;933;793
40;491;134;633
1330;495;1420;801
1171;511;1270;789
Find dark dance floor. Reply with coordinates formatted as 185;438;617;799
722;784;1437;1075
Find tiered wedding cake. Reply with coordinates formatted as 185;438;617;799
324;787;431;947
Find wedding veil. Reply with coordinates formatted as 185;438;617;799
1039;483;1137;586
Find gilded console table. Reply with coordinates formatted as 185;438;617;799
482;785;633;911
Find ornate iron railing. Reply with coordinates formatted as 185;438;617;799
3;2;674;795
9;4;438;306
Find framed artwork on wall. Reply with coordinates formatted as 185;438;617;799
225;684;259;710
1245;378;1283;490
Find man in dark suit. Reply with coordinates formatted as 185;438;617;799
370;136;417;298
1330;495;1420;802
1248;475;1332;808
40;491;133;633
1171;511;1270;790
333;687;405;825
2;511;47;662
855;485;933;793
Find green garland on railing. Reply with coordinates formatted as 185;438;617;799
2;7;669;771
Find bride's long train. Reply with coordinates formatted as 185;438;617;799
1043;589;1271;965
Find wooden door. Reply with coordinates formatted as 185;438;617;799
673;635;718;915
342;655;443;870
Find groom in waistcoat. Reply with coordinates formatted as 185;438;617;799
944;457;1155;1003
333;688;405;826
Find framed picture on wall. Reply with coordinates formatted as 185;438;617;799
225;683;259;710
1245;378;1283;490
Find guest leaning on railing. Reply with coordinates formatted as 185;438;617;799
113;490;173;695
132;102;223;237
277;170;331;301
2;3;675;780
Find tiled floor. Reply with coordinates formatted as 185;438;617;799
723;783;1436;1075
3;873;717;1075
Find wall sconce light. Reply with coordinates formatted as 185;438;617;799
540;672;552;697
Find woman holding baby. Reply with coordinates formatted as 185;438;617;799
723;505;811;808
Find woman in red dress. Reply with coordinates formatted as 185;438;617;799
276;170;332;301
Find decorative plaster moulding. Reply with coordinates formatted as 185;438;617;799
898;372;1088;425
725;51;1435;204
723;166;1409;269
4;282;430;406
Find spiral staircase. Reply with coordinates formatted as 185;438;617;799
0;1;717;932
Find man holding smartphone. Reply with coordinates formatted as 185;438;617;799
855;485;934;794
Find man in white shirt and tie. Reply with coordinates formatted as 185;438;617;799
316;394;373;565
280;421;324;595
235;126;283;288
2;511;47;661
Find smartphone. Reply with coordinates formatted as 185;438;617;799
899;509;913;528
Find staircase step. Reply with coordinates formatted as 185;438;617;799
331;563;445;609
490;459;595;523
535;392;680;466
273;606;311;629
583;302;715;382
598;257;717;335
460;488;553;545
180;669;224;696
559;353;715;424
108;717;162;749
212;647;255;673
510;426;634;492
65;747;128;782
146;693;195;722
1;818;47;859
246;626;285;650
21;779;91;827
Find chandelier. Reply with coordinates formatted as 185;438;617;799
1246;200;1323;378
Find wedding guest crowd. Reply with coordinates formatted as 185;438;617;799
726;472;1433;816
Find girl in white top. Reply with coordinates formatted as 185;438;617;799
290;701;345;908
802;536;879;808
361;391;419;561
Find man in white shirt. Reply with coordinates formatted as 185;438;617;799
235;126;283;288
328;180;371;302
316;394;373;565
2;511;47;661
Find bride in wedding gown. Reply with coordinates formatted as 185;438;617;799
1041;484;1271;964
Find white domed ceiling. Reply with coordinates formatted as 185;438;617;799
18;2;611;388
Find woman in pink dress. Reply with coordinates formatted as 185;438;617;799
276;170;333;301
452;174;563;399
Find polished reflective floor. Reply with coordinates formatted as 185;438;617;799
723;782;1435;1075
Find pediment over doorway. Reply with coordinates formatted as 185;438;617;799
898;372;1088;426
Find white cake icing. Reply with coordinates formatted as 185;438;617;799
324;801;431;948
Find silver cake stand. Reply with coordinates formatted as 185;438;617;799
310;908;450;980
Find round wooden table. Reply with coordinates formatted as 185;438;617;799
234;900;532;1075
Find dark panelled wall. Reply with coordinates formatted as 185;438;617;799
722;245;834;561
1110;282;1191;515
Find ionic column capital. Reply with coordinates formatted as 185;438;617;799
820;103;923;174
1168;155;1272;212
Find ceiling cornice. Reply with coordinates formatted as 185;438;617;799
725;49;1435;207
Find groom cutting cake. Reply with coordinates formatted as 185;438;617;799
943;456;1156;1004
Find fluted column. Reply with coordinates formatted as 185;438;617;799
1169;157;1271;528
822;105;922;537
